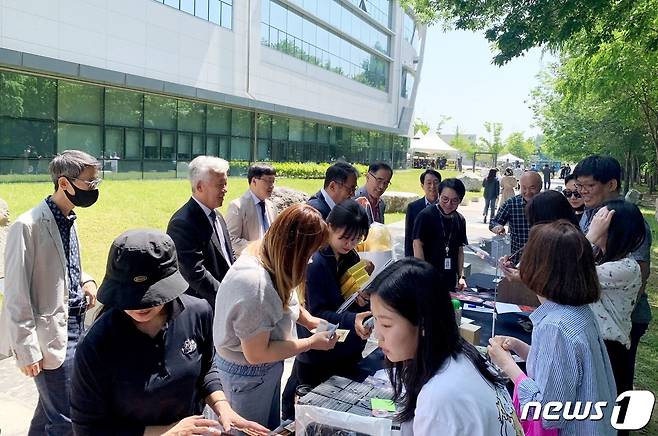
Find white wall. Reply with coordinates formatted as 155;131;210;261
0;0;421;130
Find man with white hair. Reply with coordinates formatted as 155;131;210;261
167;156;234;310
1;150;100;435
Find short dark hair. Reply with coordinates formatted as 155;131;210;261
419;168;441;184
365;258;504;423
368;161;393;177
323;162;358;188
573;155;621;190
438;178;466;200
326;199;370;242
520;221;600;305
597;199;646;264
564;173;577;184
247;163;276;184
525;190;579;227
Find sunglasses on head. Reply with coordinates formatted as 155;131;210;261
563;190;582;199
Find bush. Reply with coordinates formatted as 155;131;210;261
229;161;368;179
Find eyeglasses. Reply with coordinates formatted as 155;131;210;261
368;172;391;188
440;196;461;205
337;181;357;195
68;177;102;190
574;182;597;192
563;190;582;199
256;177;276;187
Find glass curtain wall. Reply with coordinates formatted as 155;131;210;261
0;71;408;180
155;0;233;29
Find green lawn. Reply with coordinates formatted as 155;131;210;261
2;169;656;432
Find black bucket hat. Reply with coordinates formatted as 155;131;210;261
97;229;189;310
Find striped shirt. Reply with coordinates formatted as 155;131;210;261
518;301;617;436
489;194;529;261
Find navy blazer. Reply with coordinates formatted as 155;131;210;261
307;190;332;220
296;247;368;365
405;197;430;257
167;198;234;310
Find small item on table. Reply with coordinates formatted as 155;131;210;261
459;323;481;345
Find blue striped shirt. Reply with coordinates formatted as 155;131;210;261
518;301;617;435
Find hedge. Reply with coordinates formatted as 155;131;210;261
229;161;369;179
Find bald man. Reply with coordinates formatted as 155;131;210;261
489;171;542;262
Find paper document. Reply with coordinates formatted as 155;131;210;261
495;302;523;314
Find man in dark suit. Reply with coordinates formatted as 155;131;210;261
167;156;234;310
404;168;441;257
307;162;359;219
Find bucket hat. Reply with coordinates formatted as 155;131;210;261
97;229;188;309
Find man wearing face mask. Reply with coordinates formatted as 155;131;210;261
0;150;100;435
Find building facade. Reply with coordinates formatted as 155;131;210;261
0;0;425;180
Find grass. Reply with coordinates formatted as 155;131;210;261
3;169;655;432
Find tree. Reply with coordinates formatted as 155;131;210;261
504;132;535;161
449;126;478;156
414;118;430;135
479;121;504;154
435;115;452;134
401;0;658;65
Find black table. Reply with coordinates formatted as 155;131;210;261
462;309;532;347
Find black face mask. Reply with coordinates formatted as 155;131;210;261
65;180;99;208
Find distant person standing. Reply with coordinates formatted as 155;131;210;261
542;164;552;190
404;169;442;257
481;169;500;224
225;163;277;256
500;168;516;204
167;156;234;310
457;155;463;172
0;150;101;435
354;162;393;224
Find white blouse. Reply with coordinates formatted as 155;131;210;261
591;256;642;348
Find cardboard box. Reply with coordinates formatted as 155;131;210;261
459;323;481;345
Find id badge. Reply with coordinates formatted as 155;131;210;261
444;258;451;270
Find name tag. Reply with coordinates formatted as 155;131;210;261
444;258;451;270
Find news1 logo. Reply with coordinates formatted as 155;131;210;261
521;390;655;430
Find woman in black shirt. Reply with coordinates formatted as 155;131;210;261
70;229;267;436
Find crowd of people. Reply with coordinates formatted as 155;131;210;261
0;150;652;436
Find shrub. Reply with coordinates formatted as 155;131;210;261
229;161;368;179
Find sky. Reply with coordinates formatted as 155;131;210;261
413;26;556;141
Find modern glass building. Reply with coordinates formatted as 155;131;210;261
0;0;425;180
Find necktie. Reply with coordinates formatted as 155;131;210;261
258;201;270;232
208;210;231;264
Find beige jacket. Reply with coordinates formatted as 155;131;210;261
225;190;277;255
0;200;91;369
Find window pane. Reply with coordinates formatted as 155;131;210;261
303;121;316;142
209;0;220;24
317;124;329;144
0;72;56;119
257;139;271;161
162;132;175;159
125;129;142;159
178;101;204;132
105;128;123;158
58;82;102;124
207;105;231;135
207;135;219;156
231;110;252;137
178;133;191;160
288;119;303;142
144;130;160;159
164;0;179;7
180;0;194;14
221;3;232;29
257;114;271;139
230;137;251;160
219;136;229;157
145;95;177;130
272;116;288;140
57;123;102;156
192;134;204;156
106;88;142;127
0;119;55;158
195;0;209;19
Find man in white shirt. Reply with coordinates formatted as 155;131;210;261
226;163;277;255
167;156;234;310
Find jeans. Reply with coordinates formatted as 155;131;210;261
216;356;284;431
28;313;85;436
483;198;497;220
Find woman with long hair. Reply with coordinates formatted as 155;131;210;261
585;199;645;396
367;258;521;435
488;221;617;435
563;173;585;217
212;204;338;429
482;168;500;223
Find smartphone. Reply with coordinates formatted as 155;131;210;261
328;322;339;340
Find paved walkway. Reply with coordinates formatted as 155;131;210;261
0;181;564;434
